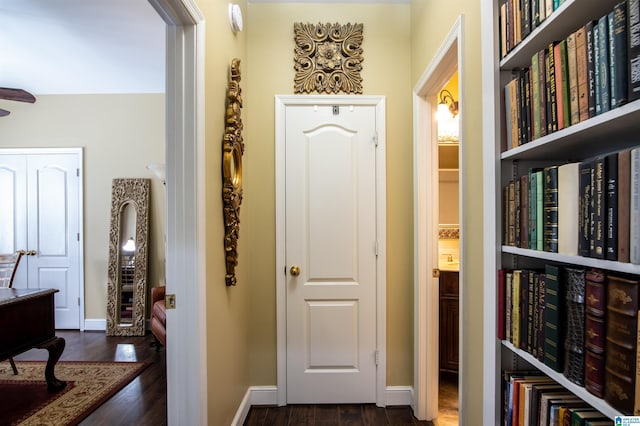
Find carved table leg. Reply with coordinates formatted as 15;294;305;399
38;337;66;391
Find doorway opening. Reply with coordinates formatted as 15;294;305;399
413;16;463;424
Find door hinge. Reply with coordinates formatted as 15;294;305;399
77;297;80;306
375;350;379;366
373;132;378;147
77;168;80;177
333;105;339;115
77;233;80;242
374;240;379;257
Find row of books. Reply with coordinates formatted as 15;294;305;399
503;371;612;425
498;265;640;415
503;146;640;264
499;0;567;59
503;1;640;150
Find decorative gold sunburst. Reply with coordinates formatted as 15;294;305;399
294;22;364;94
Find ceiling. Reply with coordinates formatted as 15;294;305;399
0;0;165;95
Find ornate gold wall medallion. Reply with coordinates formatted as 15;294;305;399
294;22;364;94
222;58;244;286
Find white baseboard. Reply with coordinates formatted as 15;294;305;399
232;385;413;425
83;319;106;331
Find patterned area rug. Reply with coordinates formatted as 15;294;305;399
0;361;148;426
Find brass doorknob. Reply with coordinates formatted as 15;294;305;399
290;265;300;276
26;250;36;256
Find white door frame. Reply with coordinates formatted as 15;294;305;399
412;16;463;421
275;95;387;406
0;147;85;331
147;0;206;424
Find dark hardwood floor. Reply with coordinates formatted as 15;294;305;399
13;330;167;425
244;404;434;426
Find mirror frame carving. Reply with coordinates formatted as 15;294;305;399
222;58;244;286
106;178;150;336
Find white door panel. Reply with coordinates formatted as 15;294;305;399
0;151;82;329
285;104;377;403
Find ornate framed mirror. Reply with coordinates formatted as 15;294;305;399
106;178;150;336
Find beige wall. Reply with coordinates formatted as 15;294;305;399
411;1;484;423
196;0;250;424
0;94;166;320
245;3;414;386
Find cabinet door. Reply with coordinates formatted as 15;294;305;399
439;271;459;373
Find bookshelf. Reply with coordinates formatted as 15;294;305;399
482;0;640;423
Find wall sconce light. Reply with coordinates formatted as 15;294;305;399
228;3;243;33
122;237;136;253
437;89;459;121
146;163;166;186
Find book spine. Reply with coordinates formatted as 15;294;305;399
547;43;558;133
522;0;531;39
564;267;586;386
575;25;589;122
500;3;508;59
554;42;566;130
628;0;640;102
566;31;579;126
538;49;548;136
598;15;611;114
544;165;559;253
544;264;564;372
498;269;506;340
532;0;539;30
605;274;640;414
524;67;532;144
530;169;538;249
606;152;619;261
516;177;522;247
559;39;570;128
536;170;544;250
558;162;579;256
508;180;516;246
632;147;640;264
513;270;522;348
537;273;546;362
532;52;541;139
585;269;606;397
619;149;632;263
611;1;628;108
579;161;592;257
521;174;530;249
586;21;597;118
593;157;606;259
507;271;513;342
526;270;536;353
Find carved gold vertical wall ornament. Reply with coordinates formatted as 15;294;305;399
294;22;364;94
222;58;244;286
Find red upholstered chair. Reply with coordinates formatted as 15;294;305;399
150;286;166;349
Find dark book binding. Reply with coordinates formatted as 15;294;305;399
628;0;640;101
606;152;619;260
586;21;597;117
593;157;605;259
544;264;564;372
610;2;628;108
604;274;640;415
579;161;592;257
596;15;611;115
618;149;632;263
576;25;589;122
585;269;606;398
544;165;559;253
563;267;586;386
521;174;530;249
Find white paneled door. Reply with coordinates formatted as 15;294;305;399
0;150;82;329
285;104;378;403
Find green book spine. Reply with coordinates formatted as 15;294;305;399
544;264;564;372
544;165;559;253
532;52;541;139
536;170;544;250
530;169;538;249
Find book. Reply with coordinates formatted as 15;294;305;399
498;269;506;340
604;273;640;415
592;157;605;259
596;15;611;114
605;152;618;261
508;180;516;246
538;49;548;137
547;42;558;133
575;25;589;122
531;51;542;139
579;161;593;257
585;269;606;397
558;162;579;256
544;165;559;252
628;0;640;101
521;174;530;249
507;271;513;342
512;270;522;348
563;267;586;386
500;3;508;58
609;2;628;109
566;31;579;126
536;169;544;250
618;148;632;263
631;147;640;264
571;410;608;425
554;40;569;130
544;264;564;372
536;273;547;362
505;78;519;150
516;177;522;247
586;20;597;118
